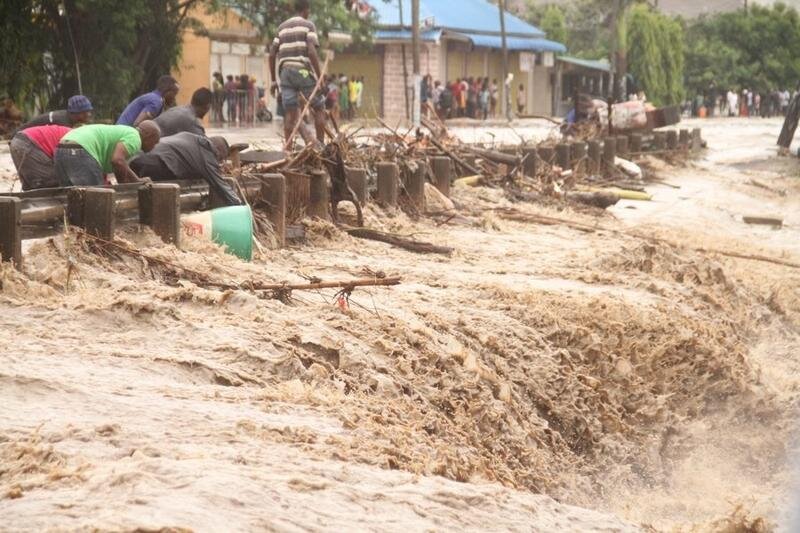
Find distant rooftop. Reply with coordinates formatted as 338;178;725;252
368;0;566;53
368;0;545;36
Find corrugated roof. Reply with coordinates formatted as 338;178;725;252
558;56;611;72
369;0;546;37
374;28;443;42
457;32;566;53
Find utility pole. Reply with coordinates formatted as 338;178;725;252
499;0;510;121
399;0;410;120
609;0;627;102
412;0;421;127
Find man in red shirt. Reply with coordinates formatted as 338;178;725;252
10;124;72;190
451;79;462;118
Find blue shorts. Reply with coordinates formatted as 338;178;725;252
280;68;324;110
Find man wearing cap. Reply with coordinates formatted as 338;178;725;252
154;87;212;137
54;122;161;186
117;75;180;127
10;124;72;190
19;95;93;131
268;0;326;146
129;132;242;206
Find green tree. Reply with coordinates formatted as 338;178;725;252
0;0;374;120
685;4;800;96
0;0;207;118
626;4;684;105
539;5;568;45
522;0;613;59
228;0;376;52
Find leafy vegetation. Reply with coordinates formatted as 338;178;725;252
685;3;800;96
626;4;684;105
0;0;373;120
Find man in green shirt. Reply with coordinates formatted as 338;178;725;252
55;121;160;186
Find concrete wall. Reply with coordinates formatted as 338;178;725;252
172;8;265;104
382;42;441;123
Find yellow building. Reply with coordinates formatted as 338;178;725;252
172;7;268;108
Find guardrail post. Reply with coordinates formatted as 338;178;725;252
260;174;286;248
407;161;427;212
570;142;587;170
521;147;538;178
587;140;602;173
603;137;617;166
679;128;690;148
666;130;679;150
691;128;702;151
376;162;399;207
555;143;571;170
430;156;452;197
629;133;643;153
84;188;115;240
616;135;629;159
308;170;330;220
537;146;555;166
653;131;667;151
345;167;368;205
0;197;22;266
150;184;181;245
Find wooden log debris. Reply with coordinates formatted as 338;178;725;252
344;226;453;255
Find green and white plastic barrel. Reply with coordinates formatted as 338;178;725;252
182;206;253;261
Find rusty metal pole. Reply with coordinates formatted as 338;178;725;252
0;197;22;266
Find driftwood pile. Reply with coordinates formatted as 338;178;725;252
232;111;703;252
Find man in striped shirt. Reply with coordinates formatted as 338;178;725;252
269;0;326;146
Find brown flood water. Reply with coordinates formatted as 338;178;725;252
2;117;800;532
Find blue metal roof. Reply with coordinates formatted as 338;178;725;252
369;0;546;38
458;32;567;53
559;56;611;72
374;28;443;42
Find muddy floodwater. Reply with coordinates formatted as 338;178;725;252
2;117;800;531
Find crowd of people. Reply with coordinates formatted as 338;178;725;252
420;76;525;120
322;75;365;121
211;72;269;125
688;87;796;118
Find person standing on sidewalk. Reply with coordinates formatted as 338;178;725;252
269;0;326;146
